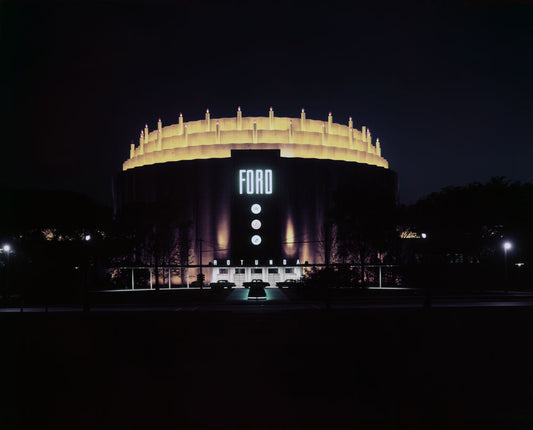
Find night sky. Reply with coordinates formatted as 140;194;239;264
1;0;532;206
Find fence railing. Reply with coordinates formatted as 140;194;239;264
105;264;406;290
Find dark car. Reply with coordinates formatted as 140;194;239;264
248;283;267;300
276;279;303;289
242;279;270;289
210;279;236;290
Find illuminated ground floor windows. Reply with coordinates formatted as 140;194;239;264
210;265;303;287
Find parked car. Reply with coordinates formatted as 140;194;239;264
276;279;303;289
210;279;236;290
248;285;267;300
242;279;270;289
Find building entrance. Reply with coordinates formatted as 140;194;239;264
210;265;302;287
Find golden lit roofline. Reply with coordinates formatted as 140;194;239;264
124;109;389;171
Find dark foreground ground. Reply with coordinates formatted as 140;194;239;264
1;306;532;429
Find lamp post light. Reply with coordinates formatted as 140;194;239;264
503;241;512;294
2;244;11;306
419;234;432;308
83;235;91;312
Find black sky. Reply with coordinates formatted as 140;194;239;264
1;0;532;206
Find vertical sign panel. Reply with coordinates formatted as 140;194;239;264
231;150;281;262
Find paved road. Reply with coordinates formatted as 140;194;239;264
2;288;533;312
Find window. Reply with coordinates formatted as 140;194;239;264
268;268;279;274
252;268;262;274
285;268;294;274
219;268;228;274
235;268;245;274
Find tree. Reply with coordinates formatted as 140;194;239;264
400;177;533;289
404;177;533;263
114;201;193;288
330;184;398;285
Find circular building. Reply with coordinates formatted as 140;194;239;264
114;108;397;286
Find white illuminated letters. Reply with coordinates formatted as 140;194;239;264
238;169;273;195
246;170;254;194
265;170;272;194
256;170;263;194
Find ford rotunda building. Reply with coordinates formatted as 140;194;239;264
114;107;397;286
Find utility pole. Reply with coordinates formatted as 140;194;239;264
153;224;160;291
324;223;330;269
323;171;331;310
199;238;203;290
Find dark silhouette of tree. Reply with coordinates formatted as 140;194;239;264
400;177;533;289
114;201;193;288
330;184;398;285
0;186;112;303
404;177;533;263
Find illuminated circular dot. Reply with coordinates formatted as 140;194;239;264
251;219;261;230
251;235;262;246
251;204;262;214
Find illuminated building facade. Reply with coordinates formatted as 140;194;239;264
114;108;397;286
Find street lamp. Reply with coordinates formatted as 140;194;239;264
2;244;11;305
503;241;512;294
82;235;91;311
